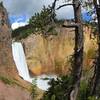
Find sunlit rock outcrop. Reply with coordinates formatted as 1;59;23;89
22;25;97;75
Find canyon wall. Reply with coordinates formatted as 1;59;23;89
0;2;16;75
22;26;97;75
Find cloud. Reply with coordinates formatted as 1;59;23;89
11;21;28;30
3;0;53;16
56;6;74;19
11;16;28;30
0;0;73;29
1;0;74;21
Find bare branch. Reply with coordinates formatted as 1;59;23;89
52;0;58;9
62;24;79;28
51;0;58;23
57;3;74;10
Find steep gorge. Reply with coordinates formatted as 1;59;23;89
21;25;97;76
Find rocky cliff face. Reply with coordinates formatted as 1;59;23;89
22;26;97;75
0;3;35;100
0;2;16;75
22;27;75;75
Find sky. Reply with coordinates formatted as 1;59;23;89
0;0;91;29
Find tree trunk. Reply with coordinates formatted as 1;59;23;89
70;0;84;100
91;0;100;97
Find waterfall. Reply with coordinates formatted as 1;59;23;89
12;42;32;82
12;42;56;90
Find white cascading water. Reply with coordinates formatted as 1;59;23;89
12;42;56;90
12;42;32;82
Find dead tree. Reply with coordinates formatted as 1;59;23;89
58;0;83;100
90;0;100;97
68;1;84;100
70;0;83;100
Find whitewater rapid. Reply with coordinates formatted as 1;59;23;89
12;42;56;90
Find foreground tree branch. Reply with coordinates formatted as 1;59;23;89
51;0;58;23
57;3;74;10
63;23;79;28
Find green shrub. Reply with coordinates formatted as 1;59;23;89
43;76;95;100
88;96;100;100
12;25;34;40
78;81;90;100
0;76;15;85
30;79;37;99
43;75;73;100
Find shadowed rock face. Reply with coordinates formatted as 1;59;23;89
0;2;16;75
